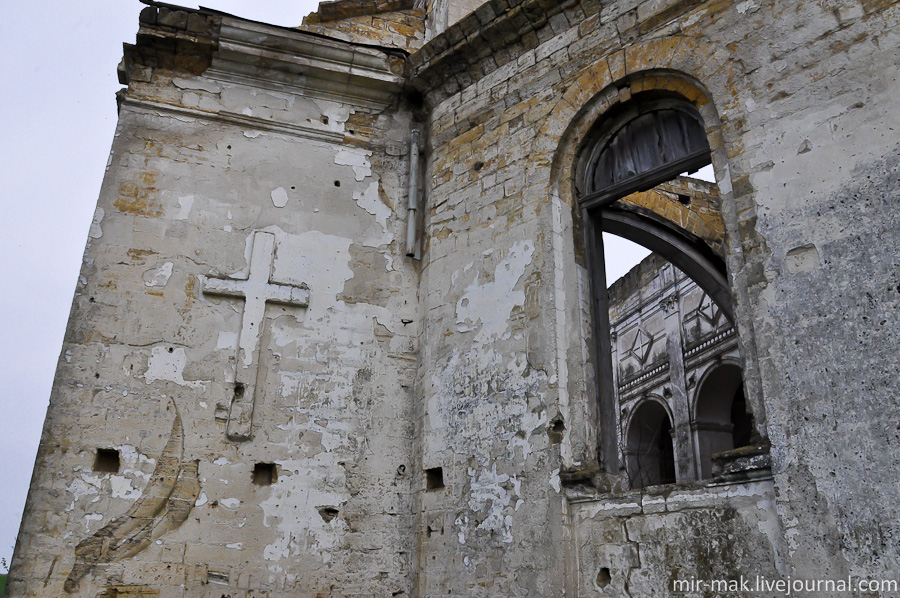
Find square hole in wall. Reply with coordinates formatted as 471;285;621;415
93;448;120;473
425;467;444;490
252;463;277;486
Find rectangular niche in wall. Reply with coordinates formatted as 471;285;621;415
93;448;121;473
425;467;444;490
252;462;278;486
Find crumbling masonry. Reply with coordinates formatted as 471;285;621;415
9;0;900;596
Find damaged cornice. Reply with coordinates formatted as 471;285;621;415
122;1;407;108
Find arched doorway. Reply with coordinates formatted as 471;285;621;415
693;362;752;479
625;399;677;489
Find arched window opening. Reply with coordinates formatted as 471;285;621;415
625;400;677;489
576;96;713;210
693;363;753;479
576;89;754;488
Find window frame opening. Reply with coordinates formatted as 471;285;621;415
576;90;755;488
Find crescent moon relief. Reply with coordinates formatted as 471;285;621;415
64;400;200;594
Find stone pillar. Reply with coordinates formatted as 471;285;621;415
610;330;622;471
661;291;697;482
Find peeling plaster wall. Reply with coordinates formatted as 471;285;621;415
416;52;566;596
9;14;419;598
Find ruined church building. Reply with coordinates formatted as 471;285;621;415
9;0;900;596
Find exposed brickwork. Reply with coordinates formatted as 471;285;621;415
301;7;427;52
121;6;221;83
619;177;726;259
306;0;416;23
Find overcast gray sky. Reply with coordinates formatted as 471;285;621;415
0;0;686;568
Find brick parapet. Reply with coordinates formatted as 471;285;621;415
300;7;427;51
304;0;417;23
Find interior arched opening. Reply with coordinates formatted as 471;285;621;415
693;362;752;479
575;88;753;486
625;400;677;489
600;206;732;321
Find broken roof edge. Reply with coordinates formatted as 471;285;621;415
137;0;412;58
304;0;421;24
607;252;672;311
124;1;408;109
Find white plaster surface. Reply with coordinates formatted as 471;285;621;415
144;346;207;389
143;262;173;287
271;187;289;208
335;147;373;181
455;240;535;343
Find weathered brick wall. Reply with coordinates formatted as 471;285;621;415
302;3;426;52
413;0;900;594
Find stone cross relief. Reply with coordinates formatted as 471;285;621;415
201;231;309;441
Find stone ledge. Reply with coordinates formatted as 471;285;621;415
710;442;772;484
565;443;773;508
568;471;774;514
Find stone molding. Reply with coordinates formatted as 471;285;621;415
120;98;348;144
123;2;406;109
